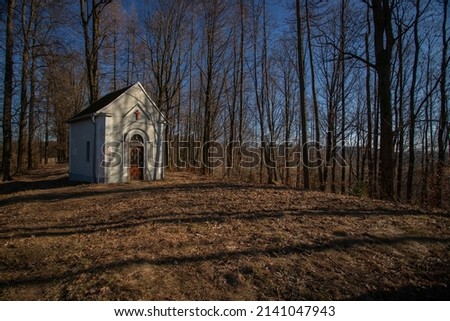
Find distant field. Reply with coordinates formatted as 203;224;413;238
0;165;449;300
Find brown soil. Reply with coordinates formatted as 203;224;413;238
0;164;449;300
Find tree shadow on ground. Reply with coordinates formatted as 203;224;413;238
1;178;449;222
0;174;286;206
0;176;85;195
0;209;285;239
1;233;449;294
351;283;450;300
1;203;448;239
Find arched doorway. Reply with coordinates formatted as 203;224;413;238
129;134;144;180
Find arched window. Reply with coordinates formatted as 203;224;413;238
130;134;144;144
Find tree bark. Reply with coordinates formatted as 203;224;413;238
80;0;111;104
340;0;347;194
238;0;245;177
296;0;310;189
17;0;36;173
365;5;373;197
371;0;395;200
28;48;37;170
305;0;324;190
406;0;421;202
434;0;448;207
2;0;16;181
396;23;405;200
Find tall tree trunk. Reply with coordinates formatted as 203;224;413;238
227;21;239;177
356;103;362;183
371;0;395;200
324;97;336;192
340;0;347;194
44;93;50;165
372;80;380;196
17;53;29;173
113;25;117;91
406;0;421;202
201;56;213;174
17;0;35;173
91;0;100;102
421;55;431;203
305;0;324;190
28;49;36;170
201;2;220;175
331;106;337;193
187;17;194;169
254;1;270;183
262;0;277;184
80;0;94;104
296;0;310;189
2;0;16;181
80;0;110;104
435;0;448;207
396;23;405;200
238;0;245;176
283;71;292;184
365;5;373;197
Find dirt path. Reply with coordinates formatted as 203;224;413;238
0;165;449;300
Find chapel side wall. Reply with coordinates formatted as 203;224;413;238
69;119;95;182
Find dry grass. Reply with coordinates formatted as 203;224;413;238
0;164;449;300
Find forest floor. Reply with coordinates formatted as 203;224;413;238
0;164;449;300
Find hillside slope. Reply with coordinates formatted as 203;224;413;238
0;165;449;300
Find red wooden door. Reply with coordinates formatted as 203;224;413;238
129;146;144;180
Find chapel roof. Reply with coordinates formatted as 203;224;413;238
68;84;133;122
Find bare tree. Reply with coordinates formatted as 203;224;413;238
434;0;449;206
420;43;434;203
275;39;296;184
305;0;324;190
238;0;246;176
145;0;189;168
394;15;405;200
225;5;241;177
27;40;37;170
2;0;16;181
16;0;36;173
45;53;86;163
199;0;229;174
80;0;111;104
371;0;395;200
365;4;374;197
339;0;347;194
405;0;422;202
295;0;310;189
99;0;126;91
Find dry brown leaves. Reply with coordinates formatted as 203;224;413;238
0;165;449;300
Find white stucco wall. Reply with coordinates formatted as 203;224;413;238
103;84;165;183
68;118;94;182
69;115;106;183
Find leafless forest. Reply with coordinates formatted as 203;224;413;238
1;0;449;206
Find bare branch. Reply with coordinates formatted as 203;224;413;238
325;41;376;69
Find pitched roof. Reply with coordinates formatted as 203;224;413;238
68;84;133;122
